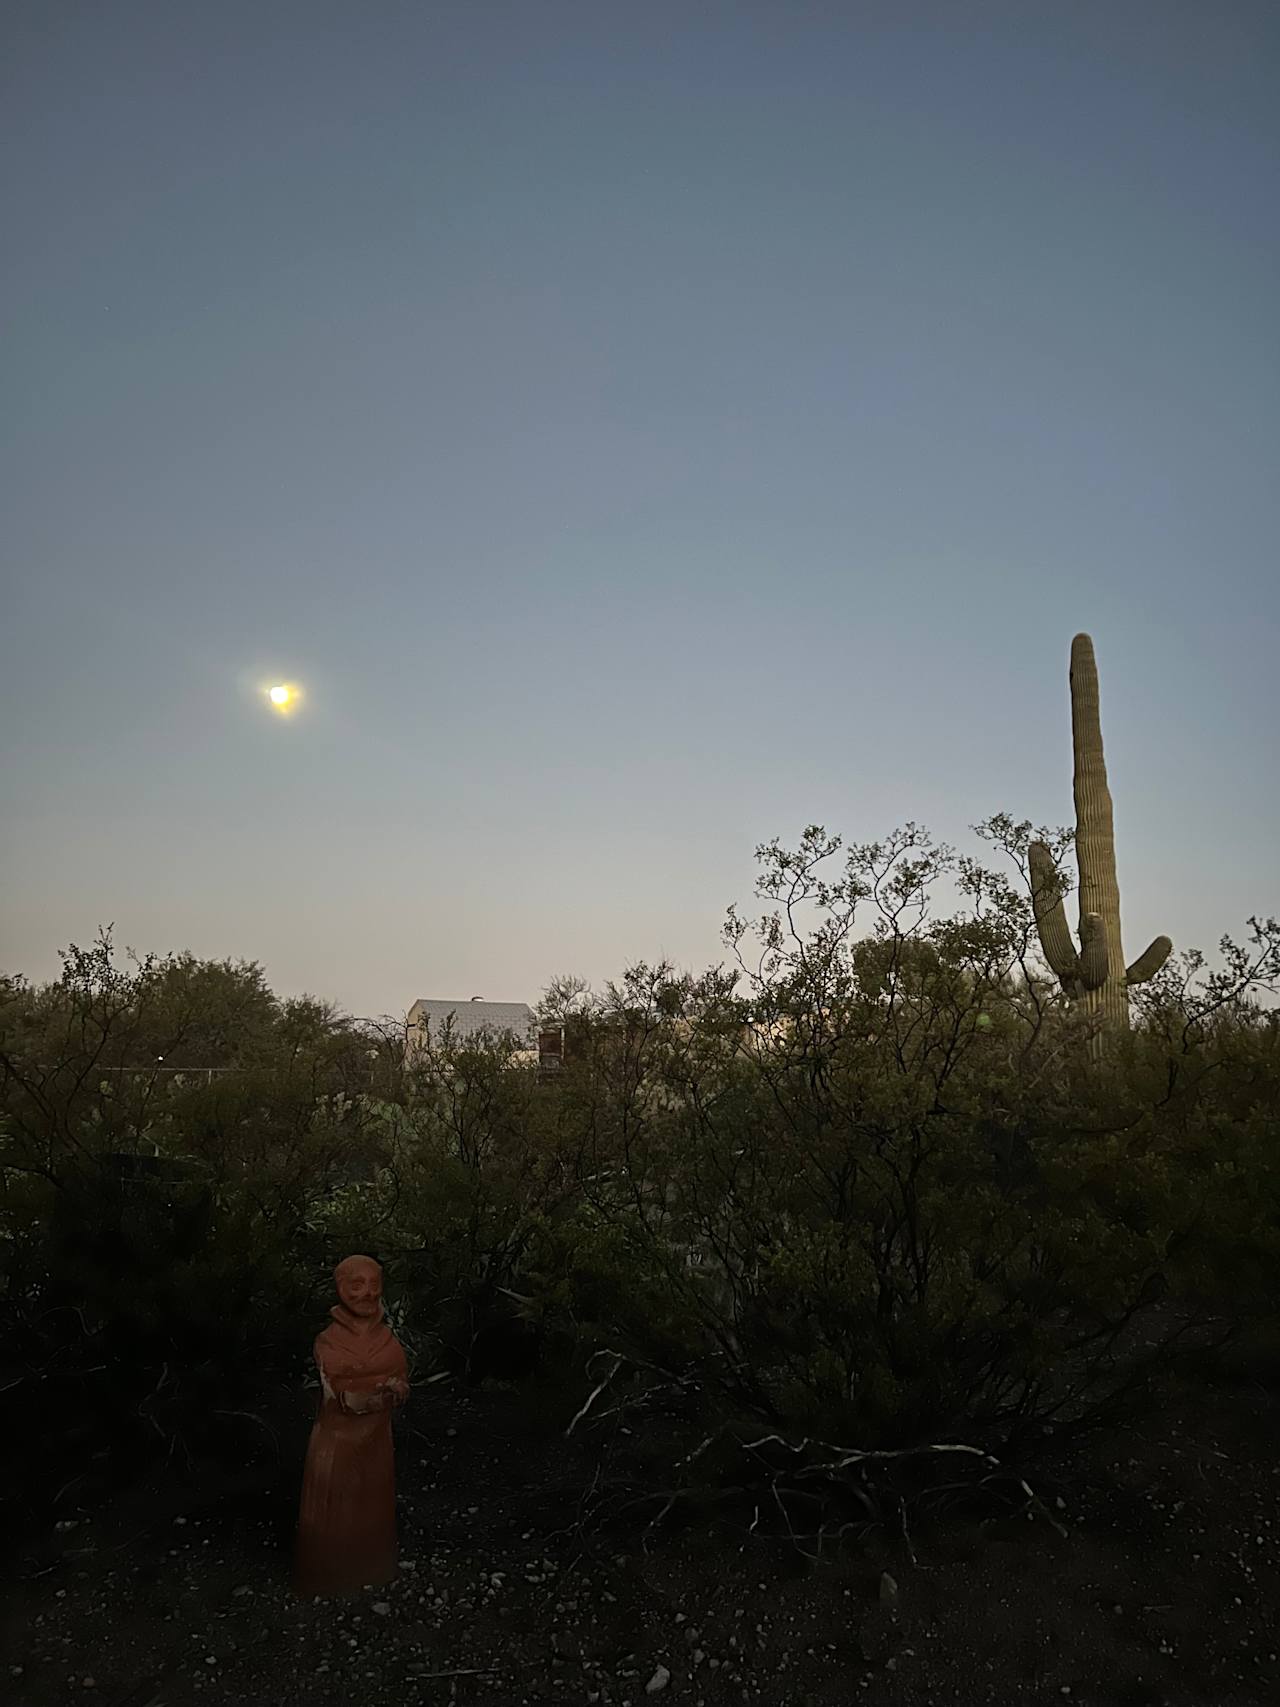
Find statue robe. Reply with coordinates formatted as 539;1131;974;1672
293;1302;409;1596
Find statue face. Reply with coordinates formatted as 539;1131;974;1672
337;1265;382;1318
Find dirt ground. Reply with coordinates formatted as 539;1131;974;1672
3;1318;1278;1707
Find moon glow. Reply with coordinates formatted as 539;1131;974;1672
265;682;302;715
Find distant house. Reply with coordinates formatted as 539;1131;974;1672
405;998;539;1064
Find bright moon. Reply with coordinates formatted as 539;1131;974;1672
265;682;304;715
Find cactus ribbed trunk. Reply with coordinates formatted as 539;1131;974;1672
1069;634;1130;1044
1027;633;1171;1064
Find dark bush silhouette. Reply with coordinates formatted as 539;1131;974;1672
3;823;1277;1550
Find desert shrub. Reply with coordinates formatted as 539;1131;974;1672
522;822;1280;1470
0;938;394;1529
0;1151;317;1527
3;828;1275;1543
297;1025;663;1385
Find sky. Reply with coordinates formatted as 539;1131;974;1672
3;0;1277;1023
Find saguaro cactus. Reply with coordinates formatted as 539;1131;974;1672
1029;633;1171;1054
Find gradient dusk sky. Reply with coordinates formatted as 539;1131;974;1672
3;1;1277;1023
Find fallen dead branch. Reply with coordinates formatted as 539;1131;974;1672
561;1344;1071;1564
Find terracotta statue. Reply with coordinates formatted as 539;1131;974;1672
293;1254;410;1597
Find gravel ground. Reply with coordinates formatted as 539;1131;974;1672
3;1321;1278;1707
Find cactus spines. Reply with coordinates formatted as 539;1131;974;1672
1031;633;1172;1056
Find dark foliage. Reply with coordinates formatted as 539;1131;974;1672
2;821;1277;1552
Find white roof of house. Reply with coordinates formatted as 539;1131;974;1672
407;999;537;1043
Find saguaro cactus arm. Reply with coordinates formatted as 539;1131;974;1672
1029;840;1080;982
1029;844;1112;994
1125;936;1173;986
